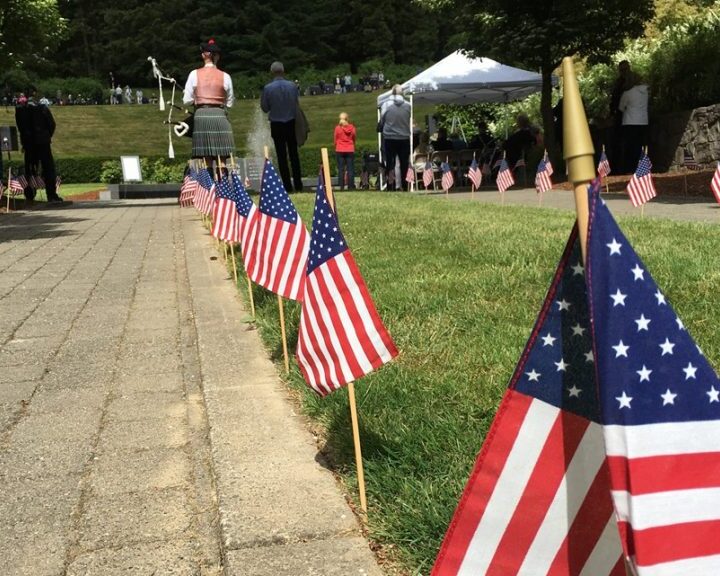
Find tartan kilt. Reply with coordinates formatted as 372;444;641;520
192;107;235;157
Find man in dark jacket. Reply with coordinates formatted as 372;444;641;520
15;88;62;202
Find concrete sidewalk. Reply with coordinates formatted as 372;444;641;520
0;200;381;575
432;186;720;223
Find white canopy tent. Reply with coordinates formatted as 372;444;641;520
376;51;556;189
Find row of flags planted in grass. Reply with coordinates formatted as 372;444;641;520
181;152;720;574
0;173;62;200
179;159;398;396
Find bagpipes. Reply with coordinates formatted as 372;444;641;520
147;56;193;158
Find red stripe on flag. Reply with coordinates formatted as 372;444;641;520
486;410;590;575
432;390;534;575
619;519;720;567
607;452;720;495
547;462;617;575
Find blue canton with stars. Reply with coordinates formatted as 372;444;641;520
215;175;237;202
587;180;720;426
259;160;299;225
307;174;347;274
197;168;215;191
230;172;255;217
512;228;600;423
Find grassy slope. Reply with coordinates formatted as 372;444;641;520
240;193;720;574
38;92;431;158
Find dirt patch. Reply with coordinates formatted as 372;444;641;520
556;169;716;198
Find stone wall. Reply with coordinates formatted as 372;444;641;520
650;104;720;172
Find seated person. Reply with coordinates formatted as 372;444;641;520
433;127;453;152
468;120;495;151
412;132;431;170
504;113;537;167
449;132;467;151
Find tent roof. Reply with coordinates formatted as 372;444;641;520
377;51;554;106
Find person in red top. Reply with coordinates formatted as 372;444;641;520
334;112;356;190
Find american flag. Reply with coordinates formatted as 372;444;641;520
244;175;252;189
598;150;612;178
55;176;62;194
9;174;25;196
683;149;701;171
385;165;395;190
211;176;241;242
514;157;526;171
179;170;198;207
405;165;415;185
193;169;216;215
30;175;45;189
711;162;720;204
433;203;623;575
481;161;491;176
295;174;398;395
587;180;720;574
423;161;434;189
535;157;553;194
230;172;260;276
441;162;454;191
252;159;310;301
467;158;482;189
496;158;515;193
627;153;656;207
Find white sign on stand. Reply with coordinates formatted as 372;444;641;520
120;156;142;182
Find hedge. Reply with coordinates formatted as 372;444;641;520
2;145;382;184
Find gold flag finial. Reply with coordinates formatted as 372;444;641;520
562;56;595;261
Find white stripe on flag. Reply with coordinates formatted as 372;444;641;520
457;399;559;576
268;221;291;291
635;553;720;576
604;420;720;458
286;225;309;300
579;516;625;576
518;421;609;573
612;487;720;530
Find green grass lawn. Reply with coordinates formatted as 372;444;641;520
40;92;427;159
233;194;720;574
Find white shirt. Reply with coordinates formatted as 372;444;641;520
183;64;234;107
619;84;648;126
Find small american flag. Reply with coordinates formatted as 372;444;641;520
711;162;720;204
296;173;398;395
423;161;434;188
30;175;45;189
514;157;526;170
179;171;198;207
193;169;216;215
482;161;491;176
385;165;395;189
627;153;656;207
244;175;252;189
598;150;612;178
683;149;701;171
252;159;310;301
405;165;415;185
55;176;62;193
535;157;553;194
492;157;502;170
467;158;482;189
441;162;454;191
587;181;720;574
9;175;25;196
211;176;241;242
496;158;515;193
230;172;260;276
432;192;623;575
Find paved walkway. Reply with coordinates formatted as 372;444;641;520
434;186;720;223
0;201;380;576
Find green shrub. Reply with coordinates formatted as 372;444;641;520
36;77;105;103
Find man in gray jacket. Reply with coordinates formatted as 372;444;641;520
380;85;411;191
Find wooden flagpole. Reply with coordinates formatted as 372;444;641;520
564;56;631;575
321;146;368;516
263;145;290;373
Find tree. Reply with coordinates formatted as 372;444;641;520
446;0;654;165
0;0;66;73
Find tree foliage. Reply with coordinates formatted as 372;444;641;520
0;0;66;72
443;0;654;162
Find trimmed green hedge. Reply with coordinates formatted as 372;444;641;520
4;145;381;184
